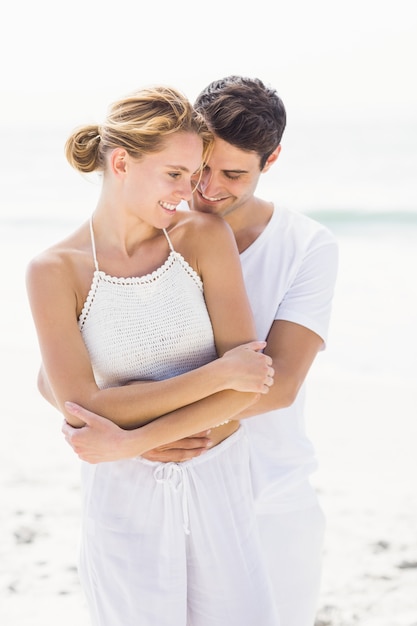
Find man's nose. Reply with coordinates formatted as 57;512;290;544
199;168;215;193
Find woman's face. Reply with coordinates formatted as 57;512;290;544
122;131;203;228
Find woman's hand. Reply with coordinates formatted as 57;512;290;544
62;402;131;463
220;341;274;394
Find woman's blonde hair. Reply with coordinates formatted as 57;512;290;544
65;85;213;173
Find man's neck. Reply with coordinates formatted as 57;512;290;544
226;198;274;254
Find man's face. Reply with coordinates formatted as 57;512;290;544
191;136;263;219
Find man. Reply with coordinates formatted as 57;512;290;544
60;76;338;625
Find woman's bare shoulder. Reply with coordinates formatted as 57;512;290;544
170;209;233;239
26;221;91;279
167;210;238;275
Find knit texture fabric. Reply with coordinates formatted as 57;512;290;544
78;250;217;389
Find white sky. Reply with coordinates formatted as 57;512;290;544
2;0;416;129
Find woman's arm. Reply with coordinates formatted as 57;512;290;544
36;340;269;420
63;389;261;462
61;323;320;463
27;216;272;430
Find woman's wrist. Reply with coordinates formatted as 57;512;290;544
202;357;233;393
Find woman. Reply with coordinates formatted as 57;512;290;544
26;86;279;626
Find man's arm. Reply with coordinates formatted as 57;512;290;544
236;319;323;418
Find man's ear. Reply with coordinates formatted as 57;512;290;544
262;145;281;173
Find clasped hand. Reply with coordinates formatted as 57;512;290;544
221;340;274;394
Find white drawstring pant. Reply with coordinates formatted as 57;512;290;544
257;493;326;626
79;428;279;626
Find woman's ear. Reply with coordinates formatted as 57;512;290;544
110;148;128;177
262;145;281;173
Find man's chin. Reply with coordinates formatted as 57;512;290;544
190;199;214;214
191;191;234;216
197;208;215;215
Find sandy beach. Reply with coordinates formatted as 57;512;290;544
1;217;416;625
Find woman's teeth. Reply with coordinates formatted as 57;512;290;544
160;201;177;211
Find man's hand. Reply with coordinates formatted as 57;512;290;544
141;431;213;462
63;402;130;463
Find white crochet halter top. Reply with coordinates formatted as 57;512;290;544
78;218;217;389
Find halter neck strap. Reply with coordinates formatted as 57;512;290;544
162;228;175;252
89;219;174;271
89;216;99;272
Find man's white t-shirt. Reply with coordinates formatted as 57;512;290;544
240;205;338;514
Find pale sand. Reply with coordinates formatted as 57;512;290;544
1;219;416;625
309;372;417;626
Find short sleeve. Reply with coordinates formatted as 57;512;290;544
275;231;339;346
